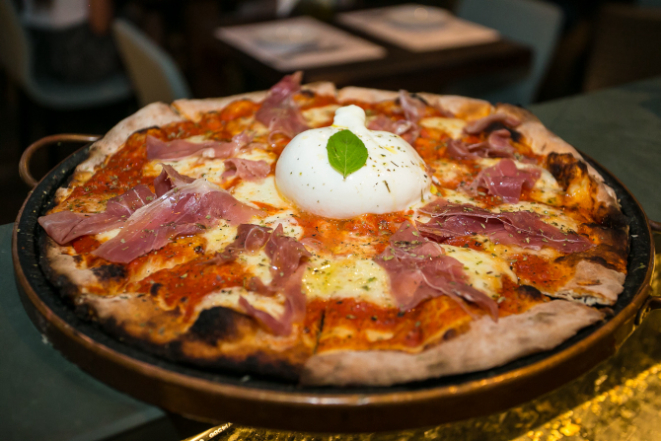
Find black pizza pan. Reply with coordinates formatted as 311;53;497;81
12;134;661;433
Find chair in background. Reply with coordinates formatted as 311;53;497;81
584;4;661;91
455;0;563;106
112;18;191;107
0;0;132;110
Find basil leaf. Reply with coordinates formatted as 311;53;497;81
326;130;368;179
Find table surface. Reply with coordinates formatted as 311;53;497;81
212;16;532;93
3;76;661;441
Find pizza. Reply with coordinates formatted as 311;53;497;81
36;72;628;386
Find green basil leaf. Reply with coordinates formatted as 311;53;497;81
326;130;368;179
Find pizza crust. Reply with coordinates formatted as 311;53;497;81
172;81;337;122
556;260;626;305
55;102;186;203
494;103;619;211
301;300;603;386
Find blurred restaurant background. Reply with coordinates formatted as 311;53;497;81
1;0;660;224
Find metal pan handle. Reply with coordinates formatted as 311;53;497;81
19;134;101;189
636;219;661;324
651;220;661;233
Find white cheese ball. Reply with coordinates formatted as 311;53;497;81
275;105;431;219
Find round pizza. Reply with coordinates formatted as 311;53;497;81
37;72;628;386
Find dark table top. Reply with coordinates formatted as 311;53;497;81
3;76;661;440
212;17;532;93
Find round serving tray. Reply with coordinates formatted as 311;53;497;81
12;135;661;433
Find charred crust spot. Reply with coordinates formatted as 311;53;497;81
554;223;628;272
299;89;315;97
517;285;543;301
92;264;127;282
38;235;81;301
188;306;241;345
508;128;522;143
443;328;457;341
481;121;522;142
594;205;628;229
546;152;587;189
73;302;98;320
410;93;429;105
150;283;163;296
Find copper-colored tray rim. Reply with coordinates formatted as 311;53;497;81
12;136;659;432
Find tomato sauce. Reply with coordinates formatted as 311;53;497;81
295;211;408;255
133;256;249;320
511;253;568;291
71;235;101;255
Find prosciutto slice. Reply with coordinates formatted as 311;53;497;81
464;113;521;135
222;223;310;335
38;185;156;245
255;71;309;140
376;221;498;320
154;164;195;197
367;90;424;144
446;129;517;159
146;132;252;161
222;158;270;182
92;179;261;263
418;199;593;253
469;159;541;203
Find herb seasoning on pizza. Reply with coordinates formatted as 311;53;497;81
37;72;627;386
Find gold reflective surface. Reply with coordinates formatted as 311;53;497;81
212;235;660;441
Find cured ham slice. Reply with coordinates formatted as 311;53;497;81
255;71;309;140
222;158;270;182
228;224;272;253
146;132;252;161
464;113;521;135
399;89;426;123
376;221;498;320
367;90;424;144
92;180;261;263
264;224;311;290
469;159;541;203
446;129;517;159
221;223;310;335
38;185;156;245
418;199;593;253
154;164;195;197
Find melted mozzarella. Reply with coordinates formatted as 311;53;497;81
442;245;517;298
196;287;285;318
256;210;303;238
420;117;467;139
301;104;340;127
431;159;470;185
302;254;395;308
441;189;485;207
200;221;237;254
233;175;289;209
144;155;227;184
238;251;272;285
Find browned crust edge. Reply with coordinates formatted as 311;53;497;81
301;300;604;386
